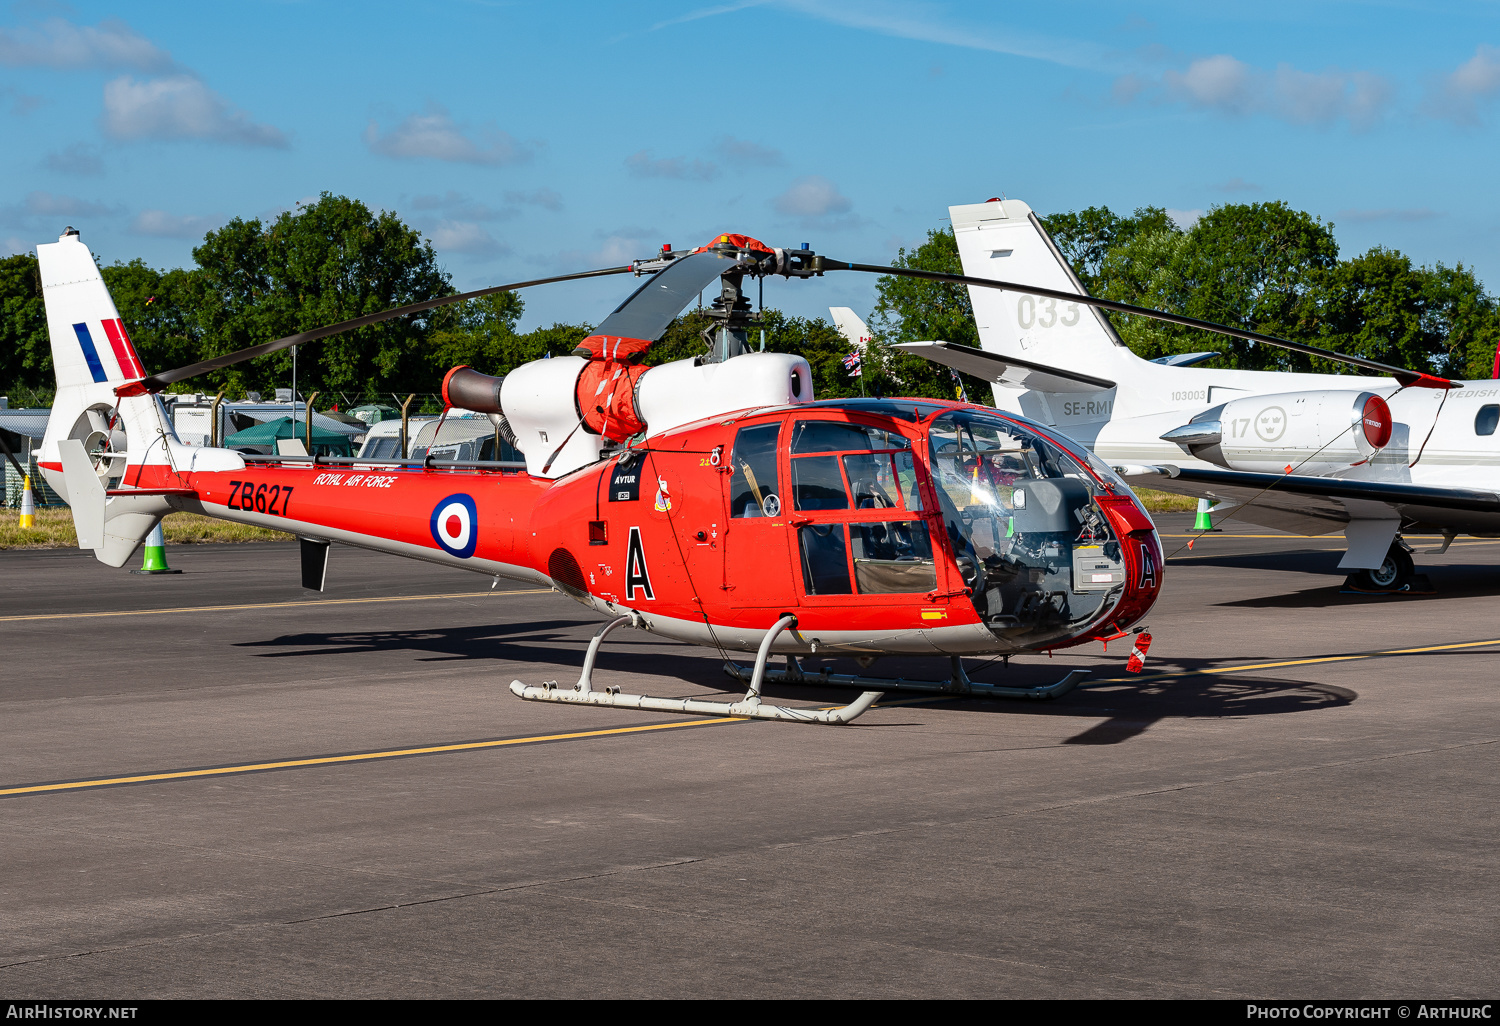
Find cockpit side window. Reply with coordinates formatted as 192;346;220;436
792;420;911;454
729;423;783;518
793;455;849;511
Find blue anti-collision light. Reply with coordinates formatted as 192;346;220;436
800;242;810;250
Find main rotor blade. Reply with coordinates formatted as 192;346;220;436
122;264;635;395
594;249;742;342
823;260;1458;390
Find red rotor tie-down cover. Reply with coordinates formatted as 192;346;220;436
573;334;654;361
577;357;648;440
692;232;773;254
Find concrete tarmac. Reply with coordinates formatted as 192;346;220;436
1;515;1496;998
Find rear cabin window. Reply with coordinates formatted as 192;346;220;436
728;423;783;518
790;419;934;595
1477;405;1499;437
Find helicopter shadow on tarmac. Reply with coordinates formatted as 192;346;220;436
233;623;1356;747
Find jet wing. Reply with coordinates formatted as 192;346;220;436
1119;464;1500;536
894;341;1115;394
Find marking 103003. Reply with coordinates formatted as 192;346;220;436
226;480;293;516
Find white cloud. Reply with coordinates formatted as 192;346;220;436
773;175;851;217
1134;54;1394;129
43;142;103;175
411;190;510;221
1164;55;1257;114
1167;208;1203;231
715;136;784;166
1220;177;1261;193
1426;45;1500;125
365;105;531;165
624;150;719;180
2;190;119;230
2;85;44;114
1336;208;1439;223
504;188;563;211
4;235;30;256
130;209;224;238
102;75;287;147
0;17;175;72
554;229;660;269
429;220;507;258
657;1;1108;71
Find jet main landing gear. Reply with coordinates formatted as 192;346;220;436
1344;540;1433;595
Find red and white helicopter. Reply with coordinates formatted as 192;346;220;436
34;228;1164;724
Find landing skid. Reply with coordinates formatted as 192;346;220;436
510;614;883;725
724;655;1089;701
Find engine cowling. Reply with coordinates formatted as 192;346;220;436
442;350;817;479
1162;390;1392;473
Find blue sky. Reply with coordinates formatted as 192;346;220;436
4;0;1500;333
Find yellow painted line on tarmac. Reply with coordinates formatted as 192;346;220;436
0;693;941;800
1086;636;1500;687
0;715;748;799
0;588;554;624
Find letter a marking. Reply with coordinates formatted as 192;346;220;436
626;526;654;601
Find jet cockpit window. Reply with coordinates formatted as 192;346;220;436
729;423;783;518
1476;405;1499;437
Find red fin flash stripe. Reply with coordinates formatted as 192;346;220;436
101;318;145;378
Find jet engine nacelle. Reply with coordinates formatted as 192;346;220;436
1162;389;1392;473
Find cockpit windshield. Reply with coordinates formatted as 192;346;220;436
927;410;1125;645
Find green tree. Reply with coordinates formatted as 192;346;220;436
188;193;453;398
0;253;48;398
99;259;199;381
869;226;989;400
1040;205;1176;293
1153;202;1339;371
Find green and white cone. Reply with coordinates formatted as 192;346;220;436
1193;497;1214;532
132;522;181;575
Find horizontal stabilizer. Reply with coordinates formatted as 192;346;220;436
894;341;1115;394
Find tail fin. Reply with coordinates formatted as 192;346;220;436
39;228;150;390
949;200;1130;375
829;307;871;353
36;228;193;566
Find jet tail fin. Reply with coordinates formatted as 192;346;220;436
948;200;1131;371
829;307;872;352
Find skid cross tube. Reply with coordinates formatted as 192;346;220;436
724;654;1089;701
509;614;882;724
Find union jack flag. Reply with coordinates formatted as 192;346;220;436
842;350;862;378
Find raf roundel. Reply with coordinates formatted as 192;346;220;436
430;494;479;559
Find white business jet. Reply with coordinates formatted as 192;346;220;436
888;199;1500;592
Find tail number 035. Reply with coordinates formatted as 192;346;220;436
1017;296;1081;330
